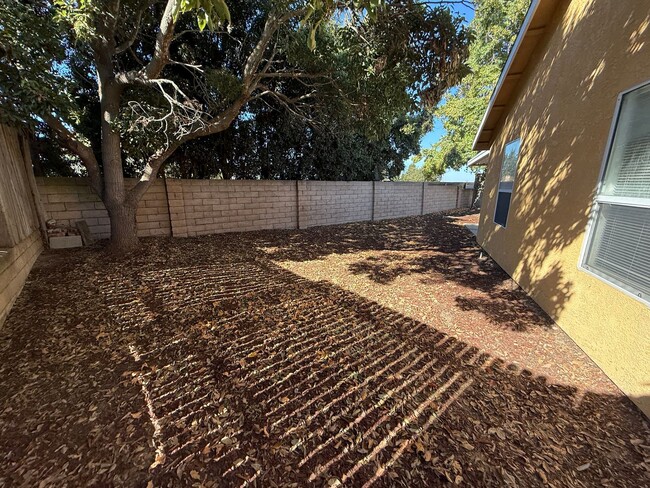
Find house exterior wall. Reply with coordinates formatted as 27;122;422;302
477;0;650;415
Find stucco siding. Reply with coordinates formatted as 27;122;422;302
477;0;650;415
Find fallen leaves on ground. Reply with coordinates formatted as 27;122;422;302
0;211;648;487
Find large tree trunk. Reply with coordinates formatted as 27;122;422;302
106;203;139;254
97;67;134;254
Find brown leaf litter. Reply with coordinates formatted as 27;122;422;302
0;211;648;487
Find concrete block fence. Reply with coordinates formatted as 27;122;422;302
36;177;473;240
36;177;171;239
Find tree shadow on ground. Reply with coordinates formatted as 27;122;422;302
259;211;479;262
475;0;650;331
0;236;648;487
257;211;556;332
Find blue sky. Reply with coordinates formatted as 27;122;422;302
410;2;476;183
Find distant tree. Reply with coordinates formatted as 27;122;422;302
396;161;427;181
416;0;529;180
164;109;424;181
1;0;469;252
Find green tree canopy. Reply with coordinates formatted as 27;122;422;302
415;0;529;180
165;112;424;180
0;0;470;251
396;160;426;181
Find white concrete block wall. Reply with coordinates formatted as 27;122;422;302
135;180;172;237
37;177;110;238
36;177;171;239
374;182;424;220
423;184;458;214
298;181;373;228
35;178;472;240
460;187;473;208
176;179;297;237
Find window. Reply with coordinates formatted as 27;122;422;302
494;139;521;227
581;81;650;304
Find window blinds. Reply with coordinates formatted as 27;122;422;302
584;83;650;302
587;204;650;298
610;134;650;198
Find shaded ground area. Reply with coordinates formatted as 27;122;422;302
1;211;648;487
259;212;612;391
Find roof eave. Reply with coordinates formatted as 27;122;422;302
466;150;490;167
472;0;559;151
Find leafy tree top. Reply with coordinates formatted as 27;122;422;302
415;0;529;180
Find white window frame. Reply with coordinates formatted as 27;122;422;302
493;138;521;228
578;79;650;307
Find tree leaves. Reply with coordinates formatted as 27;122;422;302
0;1;76;127
419;0;530;180
174;0;232;32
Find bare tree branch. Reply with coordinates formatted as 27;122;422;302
255;83;319;121
126;95;247;205
125;6;311;205
125;78;208;145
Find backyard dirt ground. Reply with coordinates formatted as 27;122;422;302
1;211;648;487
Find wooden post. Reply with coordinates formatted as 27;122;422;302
162;169;173;237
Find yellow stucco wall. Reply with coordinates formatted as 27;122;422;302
477;0;650;416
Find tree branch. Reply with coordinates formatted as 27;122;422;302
145;0;179;79
126;95;248;205
125;6;309;205
115;0;178;86
43;115;103;197
242;8;306;87
115;0;151;54
258;71;328;79
254;83;319;122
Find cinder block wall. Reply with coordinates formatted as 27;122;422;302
374;182;424;220
36;178;473;240
168;179;297;237
37;177;170;239
134;181;172;237
424;183;460;214
298;181;373;228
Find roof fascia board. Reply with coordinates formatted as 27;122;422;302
467;150;490;167
472;0;542;150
